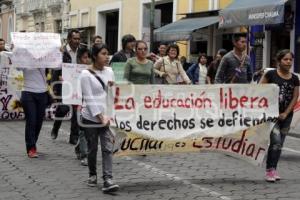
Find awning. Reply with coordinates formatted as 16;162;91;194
154;16;219;42
219;0;287;28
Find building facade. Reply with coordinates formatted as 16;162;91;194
68;0;233;55
14;0;67;35
0;0;14;45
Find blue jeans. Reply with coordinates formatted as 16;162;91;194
21;91;48;152
74;128;88;158
266;114;293;170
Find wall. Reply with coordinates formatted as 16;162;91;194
219;0;233;9
193;0;209;12
0;10;14;42
176;0;189;57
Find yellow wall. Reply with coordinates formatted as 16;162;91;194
177;0;189;19
219;0;233;9
193;0;233;11
68;0;233;55
193;0;209;12
176;0;190;57
70;0;140;38
122;0;140;38
70;0;98;27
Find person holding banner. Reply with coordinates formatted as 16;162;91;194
124;40;154;84
10;35;49;158
79;44;119;193
260;49;299;182
51;30;81;144
153;44;191;84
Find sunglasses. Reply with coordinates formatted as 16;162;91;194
137;48;148;51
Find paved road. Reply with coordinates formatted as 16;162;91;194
1;121;300;200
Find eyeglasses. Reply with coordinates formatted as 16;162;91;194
137;48;148;51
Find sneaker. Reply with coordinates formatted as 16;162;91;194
81;157;88;166
273;170;281;181
28;148;38;158
51;130;58;140
265;169;276;182
102;179;119;193
69;137;78;145
87;175;97;187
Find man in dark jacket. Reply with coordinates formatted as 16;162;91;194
51;30;80;144
215;33;252;84
109;34;136;64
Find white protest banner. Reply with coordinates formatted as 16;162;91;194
62;63;87;105
108;84;279;140
113;122;272;166
0;67;24;120
289;73;300;134
11;32;62;69
291;95;300;131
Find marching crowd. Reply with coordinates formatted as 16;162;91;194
0;29;299;193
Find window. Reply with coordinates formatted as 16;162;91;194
8;15;13;43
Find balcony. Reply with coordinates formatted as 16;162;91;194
27;0;45;13
15;1;30;17
46;0;63;8
0;0;13;5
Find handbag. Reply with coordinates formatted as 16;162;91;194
154;58;168;84
175;62;185;84
229;54;247;83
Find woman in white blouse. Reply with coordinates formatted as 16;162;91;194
154;44;191;84
79;44;119;193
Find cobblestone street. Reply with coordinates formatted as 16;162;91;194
1;121;300;200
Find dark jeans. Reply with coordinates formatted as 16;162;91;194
266;114;293;170
83;118;114;181
52;104;79;141
21;91;48;152
74;128;88;158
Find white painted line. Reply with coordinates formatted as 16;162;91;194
283;147;300;155
288;136;300;142
123;156;232;200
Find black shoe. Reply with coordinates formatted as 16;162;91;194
74;145;81;160
102;179;119;193
51;130;58;140
69;137;78;145
87;175;97;187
